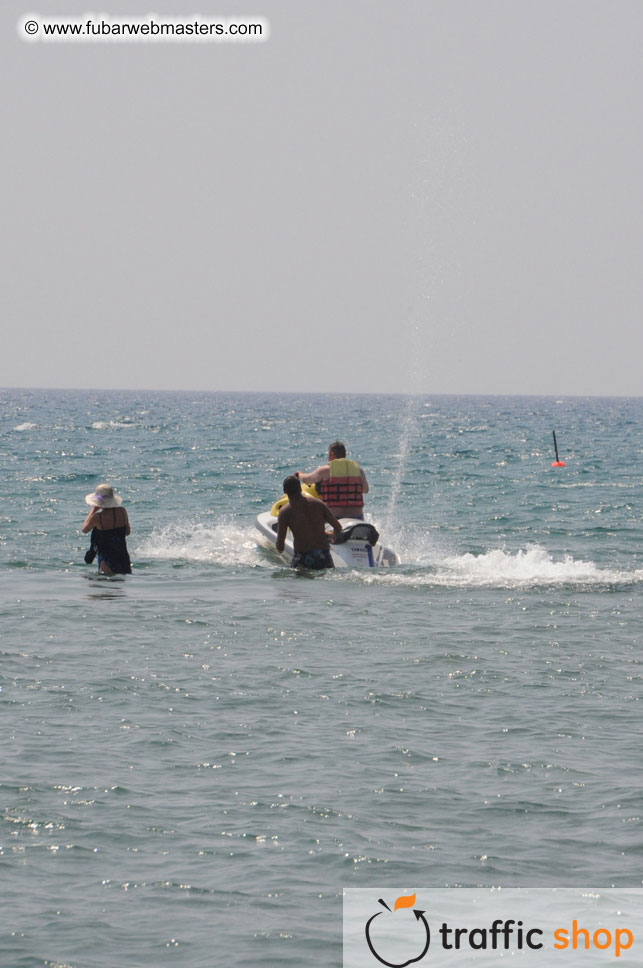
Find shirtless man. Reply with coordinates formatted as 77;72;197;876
276;476;343;570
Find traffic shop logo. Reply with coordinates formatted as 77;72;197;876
365;894;430;967
361;895;635;964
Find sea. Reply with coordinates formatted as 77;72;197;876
1;388;642;968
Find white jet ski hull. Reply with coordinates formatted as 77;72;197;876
255;511;400;568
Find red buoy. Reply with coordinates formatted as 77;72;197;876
551;431;566;467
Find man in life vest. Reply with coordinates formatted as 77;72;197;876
296;441;369;520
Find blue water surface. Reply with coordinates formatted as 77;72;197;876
1;390;642;967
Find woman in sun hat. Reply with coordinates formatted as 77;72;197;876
82;483;132;576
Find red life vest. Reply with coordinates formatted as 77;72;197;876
319;458;364;509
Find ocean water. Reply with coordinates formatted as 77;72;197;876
1;389;642;967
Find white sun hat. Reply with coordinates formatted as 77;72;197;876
85;483;123;508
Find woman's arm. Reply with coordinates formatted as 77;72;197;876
82;507;100;533
122;508;131;536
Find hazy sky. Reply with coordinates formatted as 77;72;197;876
3;1;642;395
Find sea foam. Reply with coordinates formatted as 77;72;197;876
135;519;265;568
346;544;643;589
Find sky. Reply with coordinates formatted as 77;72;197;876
3;0;643;395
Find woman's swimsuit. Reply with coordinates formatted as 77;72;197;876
92;509;132;574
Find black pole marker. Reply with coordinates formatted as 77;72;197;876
551;431;565;467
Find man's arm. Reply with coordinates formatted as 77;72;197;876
296;464;329;485
360;468;369;494
323;505;343;542
276;508;289;553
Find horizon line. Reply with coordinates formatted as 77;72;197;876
1;385;642;400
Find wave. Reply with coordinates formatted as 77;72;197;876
440;545;642;587
132;514;643;589
135;519;265;567
90;420;136;430
352;544;643;589
13;422;37;431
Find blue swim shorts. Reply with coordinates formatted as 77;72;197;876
291;548;334;570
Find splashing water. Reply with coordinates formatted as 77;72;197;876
383;395;421;531
439;545;643;588
347;543;643;589
135;519;265;568
91;420;136;430
132;517;641;591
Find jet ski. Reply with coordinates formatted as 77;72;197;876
255;486;400;568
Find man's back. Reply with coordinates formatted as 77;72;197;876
279;496;333;553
